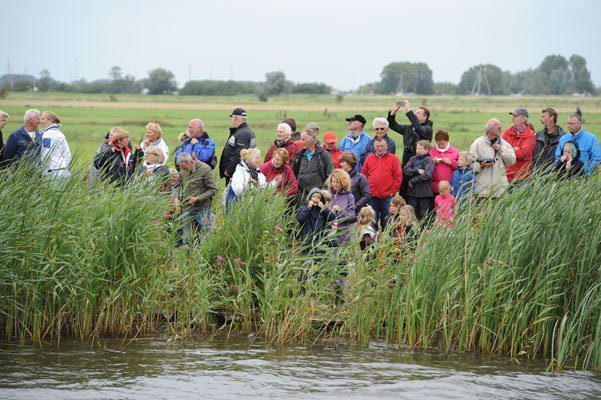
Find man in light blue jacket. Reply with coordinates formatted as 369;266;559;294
339;114;372;172
555;113;600;175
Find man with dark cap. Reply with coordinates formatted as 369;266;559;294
502;107;536;183
387;100;433;198
339;114;372;171
219;107;257;184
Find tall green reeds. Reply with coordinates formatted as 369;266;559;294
0;163;599;371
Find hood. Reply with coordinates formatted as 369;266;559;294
306;187;325;202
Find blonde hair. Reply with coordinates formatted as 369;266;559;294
357;205;375;226
399;205;418;226
438;180;451;192
110;127;129;142
272;148;290;165
42;111;60;124
326;169;351;192
321;190;332;206
178;131;189;142
146;122;163;137
145;146;165;164
0;110;9;121
240;148;261;164
168;168;179;177
390;195;406;210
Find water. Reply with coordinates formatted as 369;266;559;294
1;335;600;399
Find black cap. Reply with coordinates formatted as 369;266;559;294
229;107;247;117
345;114;366;125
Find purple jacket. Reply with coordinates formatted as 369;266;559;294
349;168;370;215
330;189;356;243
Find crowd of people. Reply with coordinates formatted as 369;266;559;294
0;102;600;253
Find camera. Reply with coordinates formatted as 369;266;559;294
476;157;496;163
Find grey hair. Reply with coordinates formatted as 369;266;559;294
23;109;40;124
485;118;501;133
177;153;194;164
304;128;317;140
0;110;9;121
568;113;583;124
372;117;389;129
277;122;292;138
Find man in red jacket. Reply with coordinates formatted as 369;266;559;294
502;108;536;183
361;136;402;230
322;130;343;168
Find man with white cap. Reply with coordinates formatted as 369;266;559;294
219;107;257;184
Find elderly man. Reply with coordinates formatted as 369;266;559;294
219;107;256;184
555;113;601;175
339;114;372;171
502;108;536;182
292;127;333;199
387;100;433;197
361;136;402;230
174;118;216;168
361;117;397;167
469;118;516;199
322;130;343;168
533;108;565;173
178;153;218;241
2;109;41;167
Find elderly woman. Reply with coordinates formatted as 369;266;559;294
0;110;10;162
264;122;297;164
260;148;299;196
40;111;72;181
141;122;169;165
94;127;141;184
226;148;267;210
429;129;460;194
137;146;169;184
339;151;370;216
326;169;356;244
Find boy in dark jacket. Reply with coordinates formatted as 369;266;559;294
402;140;435;220
297;187;336;254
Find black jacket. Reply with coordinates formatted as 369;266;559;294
219;123;256;179
292;146;334;195
93;143;141;184
387;110;433;166
533;125;566;173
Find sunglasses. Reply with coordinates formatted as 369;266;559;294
374;127;387;131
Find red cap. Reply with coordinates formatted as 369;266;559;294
323;130;337;143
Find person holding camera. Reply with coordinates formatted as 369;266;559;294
468;118;516;199
174;119;217;170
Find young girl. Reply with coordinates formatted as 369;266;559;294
450;151;474;204
297;188;337;254
385;195;406;236
555;141;584;179
434;180;456;227
356;205;376;251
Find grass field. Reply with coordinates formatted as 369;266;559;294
1;92;600;168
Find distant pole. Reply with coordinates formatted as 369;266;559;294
74;58;78;82
210;68;213;80
230;64;233;80
188;65;191;81
7;60;12;89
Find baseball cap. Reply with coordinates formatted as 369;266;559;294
509;108;529;118
345;114;366;125
229;107;247;117
323;131;337;143
305;122;320;131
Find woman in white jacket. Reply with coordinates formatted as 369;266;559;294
226;148;267;210
40;111;72;181
140;122;169;165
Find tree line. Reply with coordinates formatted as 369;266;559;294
0;54;597;98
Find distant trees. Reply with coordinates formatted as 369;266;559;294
377;62;434;94
145;68;177;95
457;64;511;95
180;80;258;96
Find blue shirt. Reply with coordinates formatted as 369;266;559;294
555;129;601;175
339;130;372;171
305;149;315;162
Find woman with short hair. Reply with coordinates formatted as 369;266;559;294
259;147;299;196
141;122;169;165
40;111;72;181
264;123;297;164
94;127;141;184
429;130;460;194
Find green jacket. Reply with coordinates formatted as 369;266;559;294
179;161;217;210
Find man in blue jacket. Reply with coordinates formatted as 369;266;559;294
555;113;600;175
339;114;372;172
174;119;216;169
1;109;41;167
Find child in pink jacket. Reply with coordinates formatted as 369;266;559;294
434;181;456;227
429;130;460;194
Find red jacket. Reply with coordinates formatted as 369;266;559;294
502;126;536;182
361;152;402;199
259;161;299;196
264;140;298;164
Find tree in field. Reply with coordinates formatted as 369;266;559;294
145;68;177;94
37;69;57;92
569;54;595;94
264;71;292;95
458;64;510;95
377;61;434;94
109;66;123;81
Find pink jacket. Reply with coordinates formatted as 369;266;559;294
429;145;460;193
434;193;456;227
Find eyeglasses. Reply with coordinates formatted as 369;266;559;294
374;127;386;131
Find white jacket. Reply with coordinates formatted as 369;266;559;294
469;134;516;197
230;161;267;196
144;138;170;166
41;124;71;174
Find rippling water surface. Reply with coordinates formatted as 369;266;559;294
1;336;600;399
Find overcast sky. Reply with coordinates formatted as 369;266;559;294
4;0;600;90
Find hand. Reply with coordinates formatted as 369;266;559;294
566;159;572;169
391;101;402;114
190;138;199;145
171;197;180;206
492;143;502;151
332;205;341;212
443;158;451;165
224;170;231;177
402;100;411;111
274;174;283;185
418;168;425;175
249;178;258;186
308;200;315;208
408;180;414;188
560;154;568;162
317;201;324;209
141;139;149;150
187;196;198;205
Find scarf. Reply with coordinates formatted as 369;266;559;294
274;139;287;148
242;160;259;181
436;143;450;153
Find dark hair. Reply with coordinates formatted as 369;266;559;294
339;151;358;169
418;106;430;119
434;130;449;141
373;135;387;143
283;118;297;132
541;107;558;124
